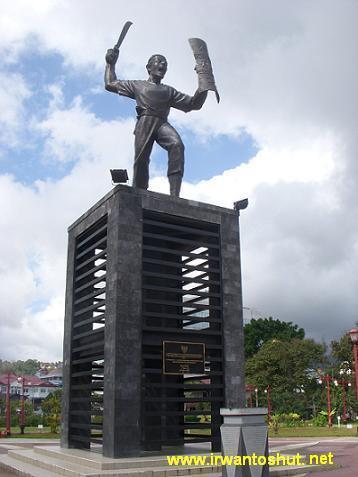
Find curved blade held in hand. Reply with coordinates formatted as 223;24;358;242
114;21;133;50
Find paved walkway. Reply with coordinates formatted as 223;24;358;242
270;438;358;476
301;439;358;477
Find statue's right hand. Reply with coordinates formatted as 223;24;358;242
105;48;119;65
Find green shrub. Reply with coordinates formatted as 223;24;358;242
199;415;211;423
311;413;328;427
184;415;200;422
280;412;304;427
41;390;62;433
269;414;280;434
25;414;43;427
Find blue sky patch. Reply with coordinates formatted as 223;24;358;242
151;130;258;182
2;49;258;185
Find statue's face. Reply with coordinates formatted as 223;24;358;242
147;55;167;79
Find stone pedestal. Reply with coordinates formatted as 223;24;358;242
61;184;246;457
220;408;269;477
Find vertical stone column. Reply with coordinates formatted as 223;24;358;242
220;212;245;408
220;209;269;476
102;190;143;457
61;231;76;448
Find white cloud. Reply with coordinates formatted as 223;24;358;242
0;96;136;359
36;94;135;166
241;179;358;341
4;296;64;361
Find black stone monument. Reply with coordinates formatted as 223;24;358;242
61;185;245;457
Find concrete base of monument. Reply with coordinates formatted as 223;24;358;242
220;408;269;477
0;441;334;476
0;444;221;477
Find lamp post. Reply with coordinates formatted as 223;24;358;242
264;386;271;421
17;376;25;434
334;378;351;422
318;374;333;427
5;372;11;436
255;387;259;408
349;329;358;400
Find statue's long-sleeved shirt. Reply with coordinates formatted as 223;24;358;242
109;79;203;119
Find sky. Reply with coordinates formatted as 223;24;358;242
0;0;357;361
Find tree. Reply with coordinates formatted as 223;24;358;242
0;359;62;376
41;390;62;433
245;338;326;417
330;325;358;367
0;359;41;375
330;327;358;418
244;317;305;358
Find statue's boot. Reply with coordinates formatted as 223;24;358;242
169;174;182;198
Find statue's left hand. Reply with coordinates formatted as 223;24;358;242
105;48;119;66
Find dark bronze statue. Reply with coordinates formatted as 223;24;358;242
105;22;219;197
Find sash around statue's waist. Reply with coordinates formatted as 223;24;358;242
136;109;168;122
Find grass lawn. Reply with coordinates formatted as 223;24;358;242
0;426;60;439
186;425;358;438
2;426;357;440
269;426;358;438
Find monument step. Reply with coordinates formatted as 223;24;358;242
0;453;61;477
0;454;312;477
33;446;171;470
8;449;99;477
0;449;320;477
5;448;221;477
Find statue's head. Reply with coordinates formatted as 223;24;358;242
146;54;167;79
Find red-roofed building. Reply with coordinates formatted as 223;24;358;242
0;372;18;393
37;367;62;387
0;373;57;409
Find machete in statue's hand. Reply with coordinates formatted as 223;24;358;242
114;21;133;51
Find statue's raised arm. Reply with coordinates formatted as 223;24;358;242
104;48;119;91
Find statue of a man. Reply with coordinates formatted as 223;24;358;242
104;49;208;197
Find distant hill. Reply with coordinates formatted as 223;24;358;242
0;359;62;376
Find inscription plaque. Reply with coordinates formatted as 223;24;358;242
163;341;205;375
